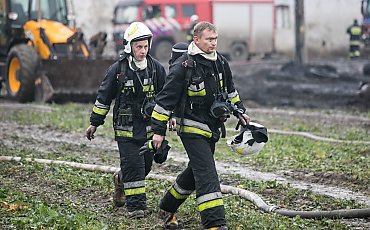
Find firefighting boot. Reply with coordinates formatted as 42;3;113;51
112;171;125;207
159;209;179;229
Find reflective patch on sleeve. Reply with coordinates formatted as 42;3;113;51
93;106;109;116
228;90;241;104
92;100;110;115
152;104;171;121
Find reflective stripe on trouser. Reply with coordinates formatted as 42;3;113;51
159;135;226;228
350;45;360;57
118;139;153;211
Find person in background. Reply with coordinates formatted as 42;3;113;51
347;19;362;58
151;21;250;229
186;14;199;44
85;22;167;219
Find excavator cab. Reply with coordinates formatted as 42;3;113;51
0;0;112;103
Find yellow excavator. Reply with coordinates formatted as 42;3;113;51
0;0;113;102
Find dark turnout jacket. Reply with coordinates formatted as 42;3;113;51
89;54;166;141
151;52;245;140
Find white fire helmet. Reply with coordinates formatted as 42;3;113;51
227;122;268;157
190;14;199;23
123;22;153;54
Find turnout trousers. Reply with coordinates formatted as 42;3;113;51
159;135;226;228
117;139;153;211
349;44;360;58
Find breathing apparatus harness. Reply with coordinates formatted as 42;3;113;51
179;53;240;138
115;53;157;127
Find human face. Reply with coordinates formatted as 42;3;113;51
194;29;217;54
132;40;149;61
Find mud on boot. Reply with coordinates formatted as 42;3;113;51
159;209;179;229
112;171;125;207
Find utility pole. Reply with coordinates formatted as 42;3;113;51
295;0;305;65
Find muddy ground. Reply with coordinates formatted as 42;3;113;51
0;102;369;228
231;58;370;109
1;57;370;228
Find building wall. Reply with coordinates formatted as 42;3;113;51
275;0;362;58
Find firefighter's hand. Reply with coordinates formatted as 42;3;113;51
169;118;177;131
86;125;97;141
239;113;250;126
152;134;164;150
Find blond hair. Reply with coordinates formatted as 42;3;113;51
193;21;217;38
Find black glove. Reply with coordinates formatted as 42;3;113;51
139;140;156;156
154;140;171;164
139;140;171;164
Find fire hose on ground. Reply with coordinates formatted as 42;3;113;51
1;156;369;219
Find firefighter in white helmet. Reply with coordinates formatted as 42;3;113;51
186;14;199;43
85;22;168;218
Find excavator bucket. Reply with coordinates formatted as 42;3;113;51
36;58;115;102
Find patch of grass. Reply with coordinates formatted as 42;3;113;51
214;134;370;189
0;162;354;229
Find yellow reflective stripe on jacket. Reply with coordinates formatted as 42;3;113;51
152;104;171;122
93;106;109;116
176;117;213;138
230;94;240;104
219;73;223;88
228;90;241;104
350;41;361;45
188;82;206;96
198;198;224;212
188;89;206;96
350;27;361;35
115;130;133;137
170;187;190;200
180;126;212;138
152;111;170;121
124;187;146;196
143;84;154;92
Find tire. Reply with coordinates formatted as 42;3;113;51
5;44;39;102
230;42;248;61
152;40;174;63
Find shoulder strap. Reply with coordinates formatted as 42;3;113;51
116;58;128;99
147;55;157;93
217;52;228;94
179;53;195;127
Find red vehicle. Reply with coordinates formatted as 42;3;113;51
112;0;276;62
361;0;370;45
